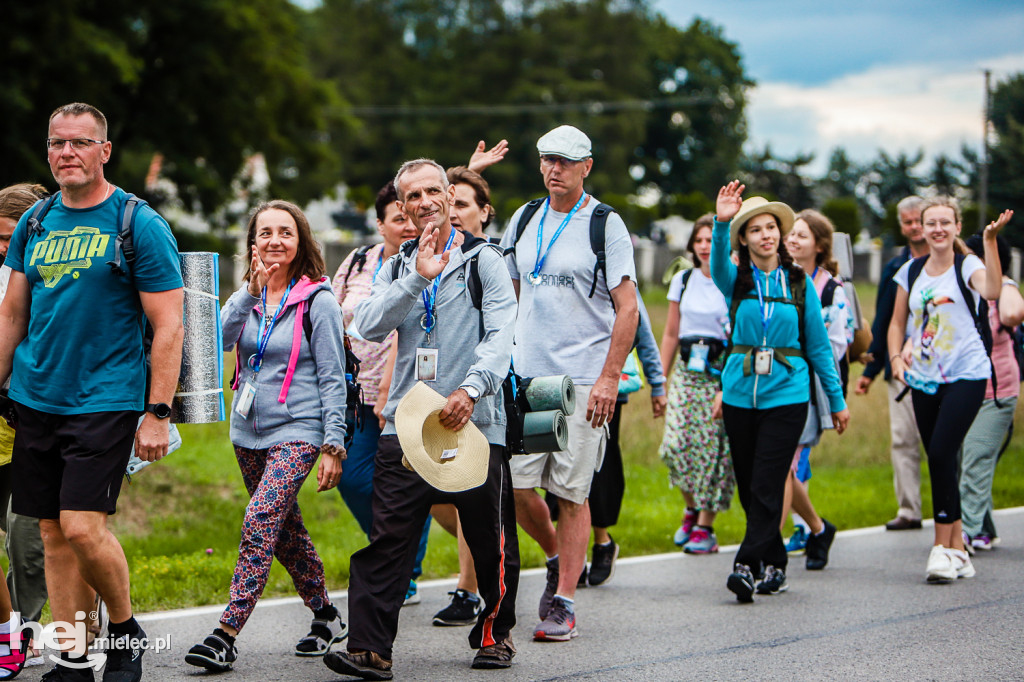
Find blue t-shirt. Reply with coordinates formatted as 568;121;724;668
6;188;183;414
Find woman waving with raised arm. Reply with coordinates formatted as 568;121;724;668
710;180;849;604
888;197;1012;583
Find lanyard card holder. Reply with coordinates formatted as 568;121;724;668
687;341;710;373
754;348;773;375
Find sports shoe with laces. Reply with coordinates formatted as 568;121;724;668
785;526;808;555
40;664;95;681
947;548;976;579
674;508;698;546
295;608;348;656
726;564;755;603
971;534;994;551
805;519;836;570
471;638;516;669
961;531;976;556
432;589;483;626
538;556;559;620
755;566;788;595
323;649;393;681
588;537;618;586
926;545;956;583
102;625;146;682
402;581;420;606
533;597;577;642
683;527;719;554
185;628;237;672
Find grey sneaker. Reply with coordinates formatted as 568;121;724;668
538;556;559;620
755;565;789;595
432;589;482;626
533;597;577;642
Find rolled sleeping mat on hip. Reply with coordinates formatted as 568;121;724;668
522;409;568;454
521;375;575;416
172;252;226;424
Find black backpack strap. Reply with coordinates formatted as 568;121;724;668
505;198;546;257
345;245;373;284
587;203;614;299
952;253;999;403
107;193;142;280
906;255;928;293
302;288;327;343
25;195;57;237
391;238;419;281
820;277;839;308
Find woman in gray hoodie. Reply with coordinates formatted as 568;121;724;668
186;200;348;672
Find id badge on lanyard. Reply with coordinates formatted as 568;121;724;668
687;341;709;373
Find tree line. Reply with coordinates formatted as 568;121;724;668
2;1;1020;245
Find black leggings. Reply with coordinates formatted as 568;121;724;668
722;402;807;572
910;379;986;524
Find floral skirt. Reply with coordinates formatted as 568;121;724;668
658;359;735;512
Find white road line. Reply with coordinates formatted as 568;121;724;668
138;505;1024;623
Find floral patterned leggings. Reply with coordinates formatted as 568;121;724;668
221;441;331;631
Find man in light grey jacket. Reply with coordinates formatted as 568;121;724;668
326;159;520;679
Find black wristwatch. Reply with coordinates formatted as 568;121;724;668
145;402;172;420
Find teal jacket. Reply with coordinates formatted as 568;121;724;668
710;218;846;412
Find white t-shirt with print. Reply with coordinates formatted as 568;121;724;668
667;269;729;341
893;254;990;383
501;197;636;383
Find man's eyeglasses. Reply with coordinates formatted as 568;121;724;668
540;155;582;168
45;138;106;152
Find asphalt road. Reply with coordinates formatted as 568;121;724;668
18;508;1024;681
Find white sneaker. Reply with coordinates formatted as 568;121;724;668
947;548;976;579
926;545;956;583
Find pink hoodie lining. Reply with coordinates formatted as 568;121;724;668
231;275;327;404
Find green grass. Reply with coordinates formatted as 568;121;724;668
91;283;1024;613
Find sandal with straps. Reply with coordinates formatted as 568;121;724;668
295;613;348;657
0;629;29;679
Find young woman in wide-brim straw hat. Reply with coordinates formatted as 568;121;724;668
710;180;850;603
888;197;1013;583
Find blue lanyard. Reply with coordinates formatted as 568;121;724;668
751;265;786;345
531;193;587;280
249;278;294;373
372;251;384;283
420;230;458;335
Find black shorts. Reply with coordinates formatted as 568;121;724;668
10;405;139;519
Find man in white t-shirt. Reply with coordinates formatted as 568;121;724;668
500;125;638;642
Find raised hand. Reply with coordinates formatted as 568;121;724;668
984;209;1014;240
415;225;449;280
468;139;509;174
247;245;279;296
715;180;745;223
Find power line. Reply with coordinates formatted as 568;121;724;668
344;94;723;117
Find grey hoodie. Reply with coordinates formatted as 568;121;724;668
354;232;516;445
223;276;347;450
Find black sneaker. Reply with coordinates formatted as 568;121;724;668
41;664;95;681
538;556;559;620
432;589;483;626
295;609;348;656
185;629;237;672
588;537;619;586
755;565;789;595
805;519;837;570
727;564;755;603
102;625;146;682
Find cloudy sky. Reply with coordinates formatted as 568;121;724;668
653;0;1024;174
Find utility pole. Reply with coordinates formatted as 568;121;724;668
979;69;991;231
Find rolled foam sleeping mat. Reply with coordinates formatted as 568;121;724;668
522;409;568;454
522;374;575;416
172;252;225;424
